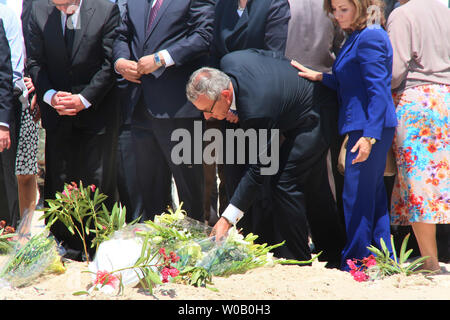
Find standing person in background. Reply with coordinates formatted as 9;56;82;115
208;0;291;243
108;0;144;222
0;4;26;229
113;0;215;222
387;0;450;272
2;0;40;227
27;0;120;261
0;18;16;228
285;0;346;267
292;0;398;271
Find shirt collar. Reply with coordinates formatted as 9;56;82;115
230;88;237;111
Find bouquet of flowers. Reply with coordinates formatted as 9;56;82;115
87;204;317;294
0;231;66;288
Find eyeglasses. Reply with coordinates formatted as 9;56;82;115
203;97;219;114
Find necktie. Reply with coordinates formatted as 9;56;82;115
65;14;75;56
147;0;163;33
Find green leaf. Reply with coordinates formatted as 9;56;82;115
72;291;90;296
399;233;411;264
146;269;163;285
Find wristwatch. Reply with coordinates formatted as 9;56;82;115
154;52;163;67
363;137;377;145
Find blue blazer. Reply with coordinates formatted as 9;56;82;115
322;26;397;140
113;0;215;119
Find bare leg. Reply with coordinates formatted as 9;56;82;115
412;222;440;272
17;174;38;219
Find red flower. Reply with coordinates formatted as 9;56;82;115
94;271;119;287
352;271;368;282
427;144;437;153
90;184;96;192
363;255;377;268
346;259;357;270
169;267;179;277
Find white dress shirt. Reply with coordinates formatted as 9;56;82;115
0;3;27;128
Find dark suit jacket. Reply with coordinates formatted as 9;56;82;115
113;0;215;119
27;0;120;132
210;0;290;67
21;0;33;51
0;19;13;125
220;49;334;213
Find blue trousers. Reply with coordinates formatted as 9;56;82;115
341;128;395;271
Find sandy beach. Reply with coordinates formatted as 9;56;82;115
0;210;448;302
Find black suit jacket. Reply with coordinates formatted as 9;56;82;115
27;0;120;132
0;19;13;125
113;0;215;119
220;49;335;212
21;0;34;51
210;0;290;67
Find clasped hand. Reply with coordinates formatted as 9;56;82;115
51;91;85;116
0;126;10;153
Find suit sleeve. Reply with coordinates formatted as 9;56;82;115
164;0;215;66
113;2;132;63
79;4;120;106
27;4;56;105
264;0;291;53
0;20;14;125
356;28;393;140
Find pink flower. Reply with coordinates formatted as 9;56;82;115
90;184;96;192
352;271;369;282
364;255;377;268
161;267;170;283
346;259;357;270
169;267;179;277
95;270;119;288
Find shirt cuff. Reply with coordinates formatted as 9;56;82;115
159;50;174;67
0;123;9;129
44;89;57;106
221;204;244;225
78;94;91;109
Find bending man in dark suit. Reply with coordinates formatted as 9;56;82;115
27;0;120;261
186;49;346;263
113;0;215;222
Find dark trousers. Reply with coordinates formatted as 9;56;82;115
131;100;204;222
0;96;21;227
116;125;144;222
44;120;117;261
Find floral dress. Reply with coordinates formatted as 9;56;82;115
390;84;450;225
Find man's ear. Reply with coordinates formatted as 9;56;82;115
222;88;232;103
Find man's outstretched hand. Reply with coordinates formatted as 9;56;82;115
209;217;232;243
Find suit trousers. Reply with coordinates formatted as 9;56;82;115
44;119;117;261
0;96;21;227
341;128;395;270
131;100;204;222
116;125;144;222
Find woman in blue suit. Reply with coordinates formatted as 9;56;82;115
292;0;397;271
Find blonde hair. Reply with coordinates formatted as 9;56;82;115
323;0;386;31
